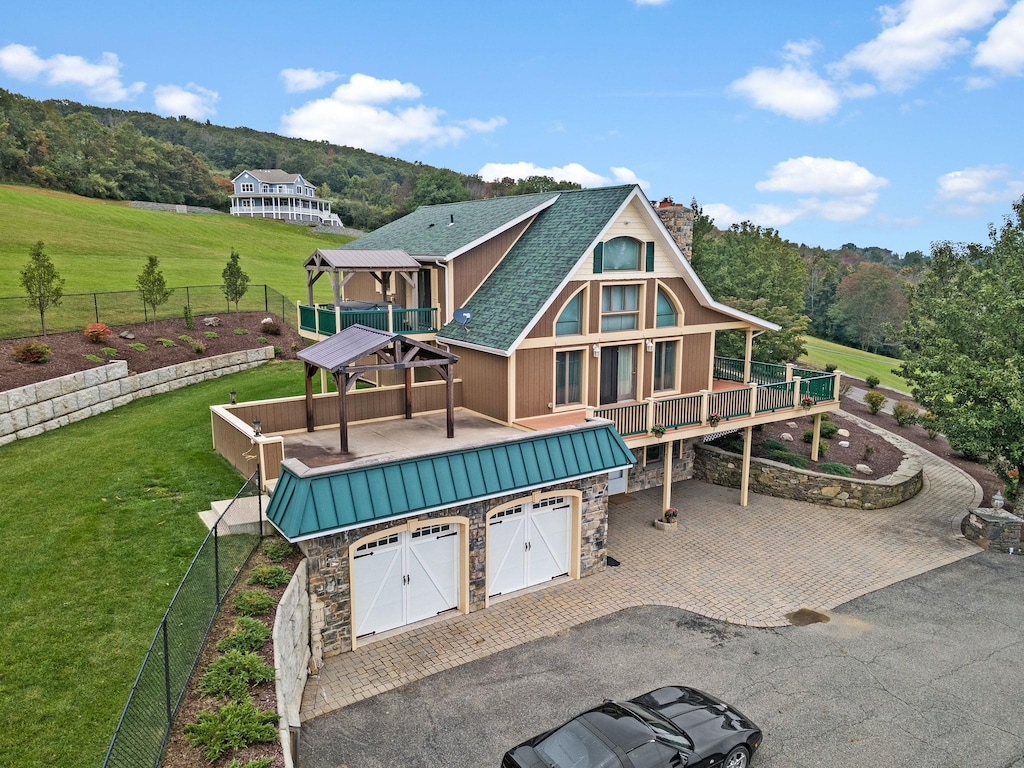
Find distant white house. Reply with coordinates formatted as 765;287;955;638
230;169;342;227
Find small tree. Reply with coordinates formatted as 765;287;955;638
136;255;173;324
20;241;65;336
221;249;250;312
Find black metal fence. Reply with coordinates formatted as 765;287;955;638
0;285;298;339
101;468;265;768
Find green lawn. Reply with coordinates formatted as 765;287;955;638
0;184;354;299
0;360;308;768
800;335;908;391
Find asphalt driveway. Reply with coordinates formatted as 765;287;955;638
299;551;1024;768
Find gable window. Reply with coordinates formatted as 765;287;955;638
656;288;678;327
601;284;639;331
555;350;583;406
653;341;677;391
555;292;583;336
261;184;270;193
240;182;254;193
603;237;641;271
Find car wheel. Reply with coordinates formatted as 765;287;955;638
724;746;749;768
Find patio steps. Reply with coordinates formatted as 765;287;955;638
198;494;274;536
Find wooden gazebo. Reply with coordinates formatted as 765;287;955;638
297;325;459;453
304;248;422;306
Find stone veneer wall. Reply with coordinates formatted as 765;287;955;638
0;347;274;446
654;204;694;261
274;564;309;768
299;474;609;661
627;440;696;492
693;443;924;509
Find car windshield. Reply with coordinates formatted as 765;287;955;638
535;719;620;768
615;701;694;752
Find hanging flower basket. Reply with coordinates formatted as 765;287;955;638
707;413;721;428
651;424;667;438
801;395;816;409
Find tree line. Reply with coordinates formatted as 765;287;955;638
0;88;579;230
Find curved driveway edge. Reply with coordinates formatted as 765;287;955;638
301;420;981;720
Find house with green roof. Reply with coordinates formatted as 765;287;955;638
215;184;841;657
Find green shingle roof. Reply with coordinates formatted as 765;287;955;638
265;422;634;541
341;192;559;258
436;185;635;352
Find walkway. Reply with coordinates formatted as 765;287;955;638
300;425;982;720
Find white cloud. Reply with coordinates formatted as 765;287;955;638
836;0;1008;91
755;157;889;196
477;161;649;189
729;65;840;120
280;67;341;93
936;165;1024;214
632;0;670;5
153;83;218;119
782;39;821;63
704;202;805;229
800;193;881;222
280;73;504;153
975;0;1024;74
0;43;143;102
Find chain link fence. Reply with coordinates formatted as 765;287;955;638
101;468;265;768
0;285;298;339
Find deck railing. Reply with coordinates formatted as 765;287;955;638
298;303;437;337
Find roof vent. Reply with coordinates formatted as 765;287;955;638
448;214;454;226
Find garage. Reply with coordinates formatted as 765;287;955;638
488;496;572;598
353;523;460;637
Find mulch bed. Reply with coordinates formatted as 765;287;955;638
0;311;305;392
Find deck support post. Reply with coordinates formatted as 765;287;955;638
811;412;822;462
740;425;753;507
445;363;454;439
304;363;315;432
405;368;413;420
662;440;674;514
337;372;349;454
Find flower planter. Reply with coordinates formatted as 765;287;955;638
653;519;677;532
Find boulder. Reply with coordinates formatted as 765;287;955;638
118;330;135;340
204;316;221;327
855;463;874;475
780;432;794;442
838;440;850;448
837;428;851;437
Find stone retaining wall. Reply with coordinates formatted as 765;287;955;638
274;564;309;768
693;442;924;509
0;347;274;445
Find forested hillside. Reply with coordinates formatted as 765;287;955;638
0;88;578;230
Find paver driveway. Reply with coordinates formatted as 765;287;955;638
301;418;982;719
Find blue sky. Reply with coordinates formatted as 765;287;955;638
2;0;1022;253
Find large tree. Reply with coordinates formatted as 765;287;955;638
136;255;173;323
899;196;1024;499
221;249;250;312
828;262;908;353
20;240;64;336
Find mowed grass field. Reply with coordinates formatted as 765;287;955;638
0;184;354;300
801;335;908;391
0;361;309;768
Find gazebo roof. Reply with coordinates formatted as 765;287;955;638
297;324;457;374
305;248;422;272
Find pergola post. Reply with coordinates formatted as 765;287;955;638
304;362;315;432
445;363;454;439
405;368;413;420
337;372;348;454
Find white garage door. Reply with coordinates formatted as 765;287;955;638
488;497;571;598
353;524;459;638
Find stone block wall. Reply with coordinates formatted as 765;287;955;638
299;474;609;661
0;348;274;446
274;564;309;768
655;203;694;261
627;440;696;492
961;508;1024;554
693;443;924;509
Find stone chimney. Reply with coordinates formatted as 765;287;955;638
653;199;694;261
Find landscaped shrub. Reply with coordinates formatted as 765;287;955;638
802;430;814;443
83;322;112;343
263;539;294;563
919;411;939;439
192;341;207;355
156;338;176;347
247;564;291;588
83;354;104;363
863;391;887;414
818;439;830;456
233;589;274;616
260;317;281;336
839;381;852;399
127;342;147;351
204;331;219;339
257;336;268;344
184;698;278;762
217;617;272;654
234;328;249;335
818;462;854;477
777;453;811;469
273;346;283;358
865;375;880;388
101;347;118;357
198;650;275;701
179;334;194;343
226;758;272;768
290;342;300;352
825;363;838;372
762;438;788;452
184;304;194;330
13;341;51;363
892;400;920;426
821;421;839;439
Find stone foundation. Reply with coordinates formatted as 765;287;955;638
693;442;924;509
0;347;274;445
627;440;696;492
961;508;1024;554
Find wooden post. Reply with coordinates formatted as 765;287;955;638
445;364;455;439
304;363;315;432
405;367;413;420
811;412;822;462
740;425;753;507
792;376;802;408
662;439;674;514
337;373;348;454
743;330;753;383
833;370;844;402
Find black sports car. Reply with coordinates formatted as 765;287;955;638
502;686;762;768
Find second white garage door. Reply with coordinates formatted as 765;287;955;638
488;496;572;597
353;523;459;638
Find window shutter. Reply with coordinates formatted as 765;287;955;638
593;242;603;274
645;242;655;272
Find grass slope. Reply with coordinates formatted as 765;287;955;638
801;335;908;391
0;360;307;768
0;184;354;299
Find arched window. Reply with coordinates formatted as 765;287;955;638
555;292;583;336
655;288;678;327
602;237;641;271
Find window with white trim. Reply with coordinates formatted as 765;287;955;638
555;292;583;336
601;284;640;331
555;349;583;406
603;237;641;271
655;288;678;327
653;340;677;391
240;182;254;193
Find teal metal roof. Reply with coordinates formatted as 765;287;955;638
265;422;634;541
436;185;635;353
340;192;558;258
